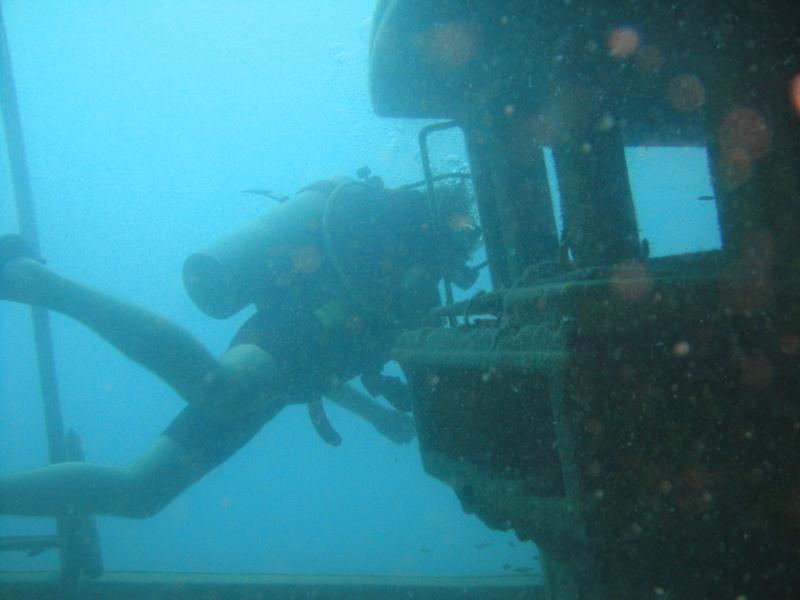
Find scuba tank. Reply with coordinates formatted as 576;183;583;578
183;179;346;319
183;175;442;322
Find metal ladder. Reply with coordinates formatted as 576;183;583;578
0;1;103;589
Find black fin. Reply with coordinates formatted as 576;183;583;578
241;189;290;203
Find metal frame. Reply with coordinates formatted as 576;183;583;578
0;0;103;587
417;120;465;326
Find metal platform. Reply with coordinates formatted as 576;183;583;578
0;571;544;600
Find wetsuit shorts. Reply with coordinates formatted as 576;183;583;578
162;392;283;472
161;309;327;471
162;297;393;470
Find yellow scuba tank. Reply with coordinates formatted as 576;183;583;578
183;184;327;319
183;177;378;320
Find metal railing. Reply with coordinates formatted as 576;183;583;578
418;120;465;326
0;0;102;588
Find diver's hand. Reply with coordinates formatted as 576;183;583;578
378;376;414;412
326;380;414;444
372;409;416;445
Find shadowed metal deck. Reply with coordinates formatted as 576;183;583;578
0;571;544;600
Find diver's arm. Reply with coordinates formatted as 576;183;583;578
326;382;416;444
361;371;413;412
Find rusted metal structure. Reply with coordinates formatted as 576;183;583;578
372;1;800;598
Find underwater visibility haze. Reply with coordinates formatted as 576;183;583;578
0;0;788;600
0;0;542;577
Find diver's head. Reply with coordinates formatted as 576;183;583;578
430;180;482;289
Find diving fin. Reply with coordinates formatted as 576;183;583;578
241;189;290;203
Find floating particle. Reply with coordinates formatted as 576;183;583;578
673;340;691;357
418;22;478;69
667;74;706;111
597;113;615;131
719;107;772;160
720;146;753;188
292;245;323;274
610;260;653;302
607;26;640;58
791;74;800;114
779;334;799;355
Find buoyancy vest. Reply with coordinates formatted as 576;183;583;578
184;177;442;445
184;176;441;328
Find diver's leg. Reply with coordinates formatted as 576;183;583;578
0;437;203;518
326;382;416;444
0;345;284;518
1;256;216;402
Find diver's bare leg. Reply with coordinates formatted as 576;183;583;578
0;437;203;518
327;383;416;444
0;344;283;517
1;257;216;402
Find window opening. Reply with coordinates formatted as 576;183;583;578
416;122;489;322
626;147;721;257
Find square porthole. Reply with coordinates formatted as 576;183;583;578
625;147;722;258
543;146;721;261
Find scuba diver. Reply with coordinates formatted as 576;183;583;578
0;172;481;518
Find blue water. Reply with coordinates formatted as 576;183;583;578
0;0;718;577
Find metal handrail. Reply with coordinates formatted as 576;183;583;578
418;120;464;326
0;0;65;466
0;0;103;584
